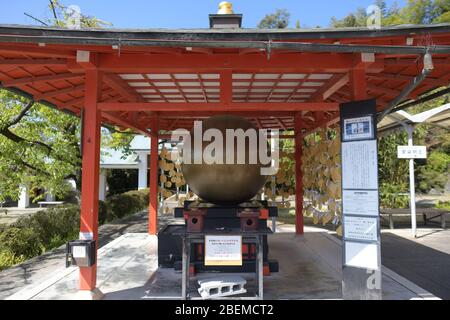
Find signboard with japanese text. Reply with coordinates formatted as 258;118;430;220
397;146;427;159
204;235;242;266
340;99;382;300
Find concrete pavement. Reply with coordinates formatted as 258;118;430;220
1;211;449;300
6;226;436;300
381;228;450;299
0;210;179;299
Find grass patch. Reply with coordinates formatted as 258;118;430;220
436;201;450;211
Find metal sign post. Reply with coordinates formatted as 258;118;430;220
408;125;417;239
397;125;427;238
340;99;382;300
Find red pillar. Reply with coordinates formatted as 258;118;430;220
148;115;159;235
350;67;368;100
294;112;304;235
79;68;102;290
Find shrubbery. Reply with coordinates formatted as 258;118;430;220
417;151;450;193
0;188;149;271
106;189;149;220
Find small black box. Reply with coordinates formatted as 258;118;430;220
66;240;96;267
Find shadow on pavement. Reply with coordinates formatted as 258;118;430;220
381;232;450;300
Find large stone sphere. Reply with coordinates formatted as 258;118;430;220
181;115;268;205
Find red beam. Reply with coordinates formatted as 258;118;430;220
0;58;68;66
34;84;84;101
384;57;450;68
98;102;339;112
368;72;448;87
220;70;232;104
2;72;82;87
0;45;74;59
103;74;144;102
156;111;297;117
98;52;366;73
304;113;340;135
101;111;150;137
59;88;115;109
312;73;349;101
367;84;399;98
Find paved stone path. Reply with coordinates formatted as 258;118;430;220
0;210;178;299
1;210;450;299
381;228;450;299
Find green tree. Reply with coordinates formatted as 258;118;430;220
258;9;290;29
378;132;410;207
48;0;112;28
417;151;450;192
0;91;80;201
331;0;450;27
0;1;129;203
331;0;450;201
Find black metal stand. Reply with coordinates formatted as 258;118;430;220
175;228;272;300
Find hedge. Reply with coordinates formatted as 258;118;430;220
0;188;149;271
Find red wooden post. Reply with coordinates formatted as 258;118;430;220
220;70;232;105
148;115;159;235
294;112;304;235
79;68;102;290
350;54;368;100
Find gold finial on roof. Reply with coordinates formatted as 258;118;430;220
217;2;234;14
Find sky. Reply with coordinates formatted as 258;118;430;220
0;0;407;29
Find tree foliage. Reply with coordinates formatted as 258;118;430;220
330;0;450;203
48;0;112;28
0;91;80;201
378;132;410;207
0;1;128;203
331;0;450;27
257;9;290;29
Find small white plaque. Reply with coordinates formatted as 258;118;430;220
205;235;242;266
343;116;374;141
397;146;427;159
343;190;379;216
344;216;378;241
72;245;86;258
345;241;379;269
79;232;93;240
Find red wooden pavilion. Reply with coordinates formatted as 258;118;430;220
0;21;450;293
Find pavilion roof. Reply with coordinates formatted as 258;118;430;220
0;23;449;135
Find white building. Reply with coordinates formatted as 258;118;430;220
17;135;171;207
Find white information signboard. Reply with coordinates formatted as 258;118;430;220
205;235;242;266
340;99;381;299
342;190;379;216
397;146;427;159
342;140;378;190
344;216;378;241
